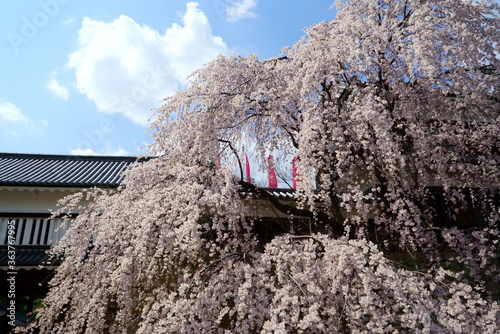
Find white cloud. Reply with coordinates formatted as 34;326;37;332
108;147;130;156
67;2;228;127
69;148;99;156
0;102;29;123
226;0;258;22
40;120;49;126
70;147;130;156
46;72;70;100
61;16;75;25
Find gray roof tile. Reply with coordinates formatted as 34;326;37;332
0;153;143;187
0;247;58;266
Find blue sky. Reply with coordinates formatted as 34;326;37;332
0;0;337;157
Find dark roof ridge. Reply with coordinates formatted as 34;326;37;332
0;152;140;162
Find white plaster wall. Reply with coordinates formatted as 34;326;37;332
0;187;88;214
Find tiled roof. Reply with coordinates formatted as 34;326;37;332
0;153;142;187
242;187;297;200
0;247;59;266
0;153;299;195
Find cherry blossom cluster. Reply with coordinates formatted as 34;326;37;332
26;1;499;333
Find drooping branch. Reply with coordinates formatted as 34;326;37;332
219;138;244;181
283;126;299;149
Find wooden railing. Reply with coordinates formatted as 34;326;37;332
0;217;69;246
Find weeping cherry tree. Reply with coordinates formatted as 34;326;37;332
28;0;499;333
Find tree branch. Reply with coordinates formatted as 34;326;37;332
218;139;244;181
